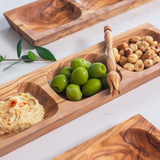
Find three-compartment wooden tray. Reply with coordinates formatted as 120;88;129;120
3;0;152;46
0;23;160;157
53;114;160;160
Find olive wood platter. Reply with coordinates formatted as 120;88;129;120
53;114;160;160
0;22;160;157
3;0;152;46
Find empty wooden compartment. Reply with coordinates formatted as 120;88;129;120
4;0;152;46
0;23;160;157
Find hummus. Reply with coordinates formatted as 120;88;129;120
0;93;45;135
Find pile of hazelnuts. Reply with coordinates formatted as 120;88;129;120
112;36;160;71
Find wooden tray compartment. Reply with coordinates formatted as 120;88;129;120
53;114;160;160
3;0;152;46
0;23;160;157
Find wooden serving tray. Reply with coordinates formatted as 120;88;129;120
53;114;160;160
3;0;152;46
0;23;160;157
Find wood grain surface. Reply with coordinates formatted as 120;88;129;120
4;0;152;46
53;114;160;160
16;0;82;32
0;23;160;157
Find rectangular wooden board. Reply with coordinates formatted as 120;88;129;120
0;23;160;157
3;0;152;46
53;114;160;160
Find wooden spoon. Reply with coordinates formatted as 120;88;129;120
104;26;121;96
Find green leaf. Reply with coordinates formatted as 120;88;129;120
17;38;23;58
3;60;20;71
0;55;3;62
35;46;57;61
21;55;34;63
28;51;37;60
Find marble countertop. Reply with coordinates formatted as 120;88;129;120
1;0;160;159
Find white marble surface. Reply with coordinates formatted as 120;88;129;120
0;0;160;159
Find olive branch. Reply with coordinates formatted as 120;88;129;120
0;38;57;71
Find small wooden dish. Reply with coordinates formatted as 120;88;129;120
0;23;160;157
53;114;160;160
3;0;152;46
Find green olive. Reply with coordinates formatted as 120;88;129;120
88;62;106;78
82;79;102;96
66;84;83;101
59;67;72;79
69;78;74;84
51;75;68;93
99;73;109;89
70;58;88;71
71;67;88;85
86;60;91;70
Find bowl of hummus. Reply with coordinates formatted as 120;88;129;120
0;93;45;135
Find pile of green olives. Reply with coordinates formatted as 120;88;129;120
51;58;109;101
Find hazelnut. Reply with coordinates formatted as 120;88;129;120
129;43;138;53
151;41;158;46
124;48;133;57
135;50;143;59
141;54;146;61
136;41;142;46
118;43;128;50
112;48;120;62
129;36;141;43
128;54;138;64
134;59;144;72
144;59;154;68
152;57;157;64
145;49;156;59
114;54;120;63
120;56;128;66
137;41;150;52
119;50;124;56
151;45;160;53
123;63;135;71
142;36;153;45
112;48;118;54
156;56;160;63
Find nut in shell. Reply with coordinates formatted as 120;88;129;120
118;43;128;50
123;63;135;71
135;50;143;59
120;56;128;66
134;59;144;72
129;36;141;43
145;49;156;59
124;48;133;57
144;59;154;68
128;54;138;64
